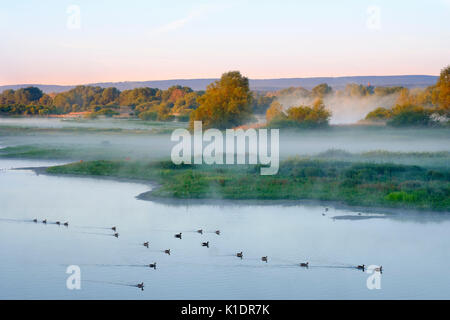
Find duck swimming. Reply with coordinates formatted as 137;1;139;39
63;222;69;227
357;264;365;271
137;282;144;291
164;249;171;255
33;219;37;223
111;226;117;231
201;241;209;248
114;233;119;238
197;229;203;234
261;256;268;263
175;233;182;239
143;242;149;248
55;221;61;225
215;230;220;235
148;262;156;270
300;262;309;268
375;266;383;273
42;219;47;224
236;252;243;259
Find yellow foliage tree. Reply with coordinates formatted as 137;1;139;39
189;71;253;130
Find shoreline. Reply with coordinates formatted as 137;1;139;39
135;189;450;216
19;165;450;216
16;166;157;188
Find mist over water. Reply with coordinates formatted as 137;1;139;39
1;118;449;163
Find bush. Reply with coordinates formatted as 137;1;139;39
385;191;418;203
95;108;119;117
267;99;331;128
387;104;431;127
138;110;158;121
365;107;391;121
176;114;190;122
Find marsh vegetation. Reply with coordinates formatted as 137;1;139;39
44;156;449;211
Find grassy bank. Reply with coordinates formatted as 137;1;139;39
0;145;132;160
46;159;450;211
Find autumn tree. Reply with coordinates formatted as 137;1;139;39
189;71;253;129
266;101;285;122
268;98;331;128
435;65;450;113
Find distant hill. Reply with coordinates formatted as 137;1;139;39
0;75;438;94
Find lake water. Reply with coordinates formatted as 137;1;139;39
0;158;449;299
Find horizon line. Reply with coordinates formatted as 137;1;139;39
0;74;440;88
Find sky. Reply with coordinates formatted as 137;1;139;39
0;0;449;85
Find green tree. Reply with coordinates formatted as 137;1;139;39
312;83;332;98
14;87;43;104
387;104;431;127
345;83;373;97
101;87;120;105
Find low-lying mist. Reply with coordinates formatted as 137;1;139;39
276;93;399;124
1;119;449;169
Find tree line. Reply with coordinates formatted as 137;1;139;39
1;66;448;128
0;85;202;120
264;65;449;128
0;80;272;122
364;66;449;127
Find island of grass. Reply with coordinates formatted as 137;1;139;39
45;158;450;211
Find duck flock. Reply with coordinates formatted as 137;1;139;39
25;208;382;292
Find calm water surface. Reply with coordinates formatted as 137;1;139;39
0;159;449;299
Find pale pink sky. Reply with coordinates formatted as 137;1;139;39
1;0;449;85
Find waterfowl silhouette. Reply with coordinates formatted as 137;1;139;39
33;219;37;223
143;241;149;248
197;229;203;234
357;264;365;271
148;262;156;270
175;233;182;239
137;282;144;291
114;233;119;238
164;249;171;255
42;219;47;224
215;230;220;235
55;221;61;225
201;241;209;248
375;266;383;273
236;252;243;259
300;262;309;268
261;256;268;263
111;226;117;231
63;222;69;227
